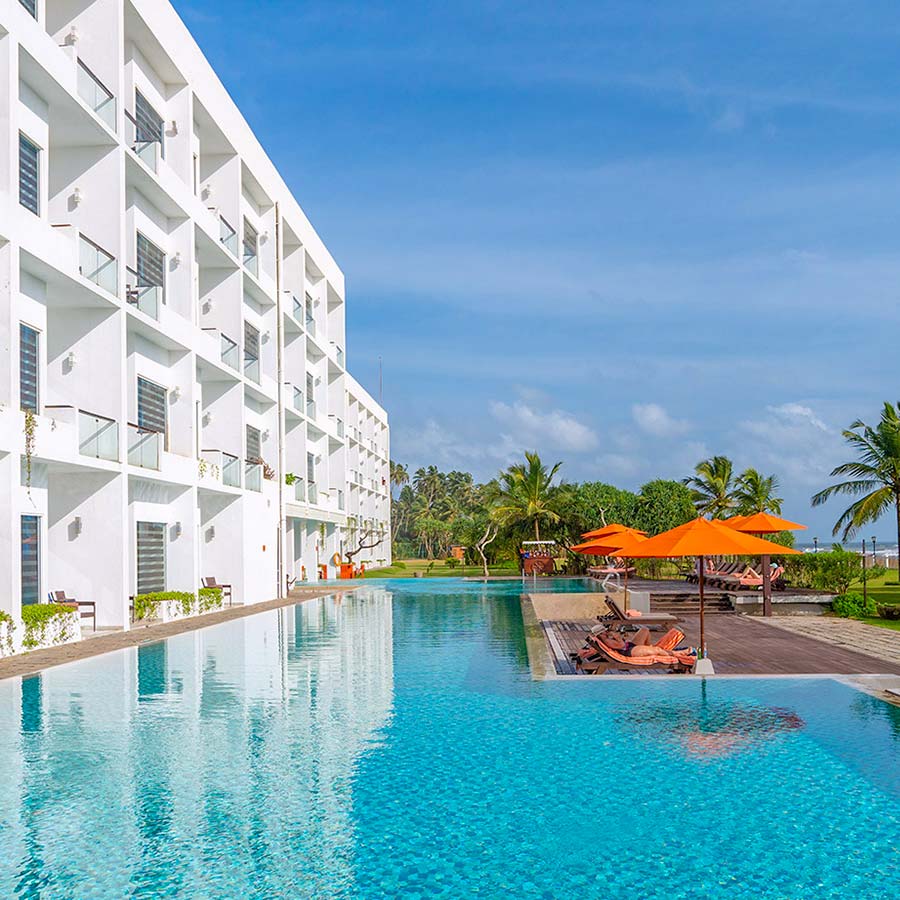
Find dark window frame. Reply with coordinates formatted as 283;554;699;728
136;521;166;595
19;132;40;215
21;515;41;606
19;323;40;413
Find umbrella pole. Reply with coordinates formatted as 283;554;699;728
762;553;772;617
698;554;706;657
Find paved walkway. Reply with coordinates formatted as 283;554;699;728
0;587;351;681
755;616;900;667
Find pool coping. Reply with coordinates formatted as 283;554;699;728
0;587;358;681
520;596;900;705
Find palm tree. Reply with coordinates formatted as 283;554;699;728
492;451;563;540
734;469;783;515
389;460;409;493
683;455;736;517
812;402;900;557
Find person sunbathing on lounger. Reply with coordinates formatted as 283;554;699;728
597;627;695;660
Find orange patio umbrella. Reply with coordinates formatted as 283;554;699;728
612;517;801;665
574;530;648;610
580;523;647;541
724;512;807;617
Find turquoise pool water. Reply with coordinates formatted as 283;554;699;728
0;578;898;898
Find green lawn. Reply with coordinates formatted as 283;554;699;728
856;617;900;632
850;571;900;606
361;559;520;579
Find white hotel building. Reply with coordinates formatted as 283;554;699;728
0;0;391;631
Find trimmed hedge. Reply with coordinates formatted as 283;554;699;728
134;588;225;620
198;586;224;612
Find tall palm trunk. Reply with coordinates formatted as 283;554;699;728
895;494;900;583
534;519;540;541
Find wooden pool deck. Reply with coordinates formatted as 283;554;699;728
541;615;900;677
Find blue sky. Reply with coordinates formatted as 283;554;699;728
175;0;900;539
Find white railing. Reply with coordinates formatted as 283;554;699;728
125;267;161;319
125;110;161;172
219;216;238;255
245;462;262;492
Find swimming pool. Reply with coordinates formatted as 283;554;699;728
1;578;897;898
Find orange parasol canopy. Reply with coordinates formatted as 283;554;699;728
573;528;647;554
724;512;807;535
580;523;647;540
610;516;802;560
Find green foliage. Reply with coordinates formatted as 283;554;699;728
813;547;863;595
812;402;900;556
284;472;298;486
444;557;460;569
734;469;783;515
133;591;195;621
0;610;15;655
877;603;900;620
492;452;564;542
684;455;735;517
865;563;888;580
23;409;37;494
21;603;76;649
831;592;877;618
635;480;695;536
198;586;223;612
392;560;407;569
783;554;821;588
766;530;796;549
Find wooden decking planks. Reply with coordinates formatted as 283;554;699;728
543;615;900;676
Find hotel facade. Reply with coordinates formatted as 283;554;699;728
0;0;391;631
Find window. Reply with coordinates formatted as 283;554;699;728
20;324;39;413
136;233;165;300
135;90;164;158
242;218;258;269
192;154;199;196
136;521;166;594
19;134;40;214
21;516;40;605
19;0;37;20
246;424;261;461
306;451;315;484
137;376;167;440
244;321;260;382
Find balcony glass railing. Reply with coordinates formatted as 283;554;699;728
77;59;116;130
337;489;345;511
336;418;344;438
79;410;118;461
293;479;306;503
244;356;260;384
245;462;262;492
128;424;160;469
222;452;241;487
306;398;316;419
221;334;239;370
125;110;160;172
336;346;344;368
292;387;304;413
244;250;258;276
307;483;318;505
292;295;304;322
125;267;161;319
219;216;238;255
79;234;117;294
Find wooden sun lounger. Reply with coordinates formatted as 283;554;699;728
573;629;695;674
596;596;679;631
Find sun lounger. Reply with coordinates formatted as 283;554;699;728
595;596;679;631
573;629;695;674
48;590;96;631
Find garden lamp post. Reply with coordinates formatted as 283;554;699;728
813;537;818;554
862;539;867;605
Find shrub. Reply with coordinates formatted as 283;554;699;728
876;603;900;620
198;586;223;612
783;555;821;589
865;564;888;581
392;560;407;569
813;547;863;596
0;610;15;655
133;591;195;621
831;592;877;618
21;603;77;649
445;558;460;569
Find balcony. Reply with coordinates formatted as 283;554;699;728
292;294;304;322
336;489;345;511
79;410;118;461
245;462;262;492
201;449;241;488
244;355;260;384
292;386;304;414
127;424;161;469
125;110;161;173
125;267;162;319
307;483;318;505
330;343;345;368
293;478;306;503
79;234;117;295
219;215;238;256
76;59;116;131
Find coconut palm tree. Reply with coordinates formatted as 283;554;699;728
389;460;409;493
492;451;563;540
812;402;900;558
734;469;783;515
683;455;736;517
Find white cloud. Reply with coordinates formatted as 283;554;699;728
768;402;829;432
631;403;691;437
490;400;599;452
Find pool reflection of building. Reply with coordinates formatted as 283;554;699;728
0;591;394;896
